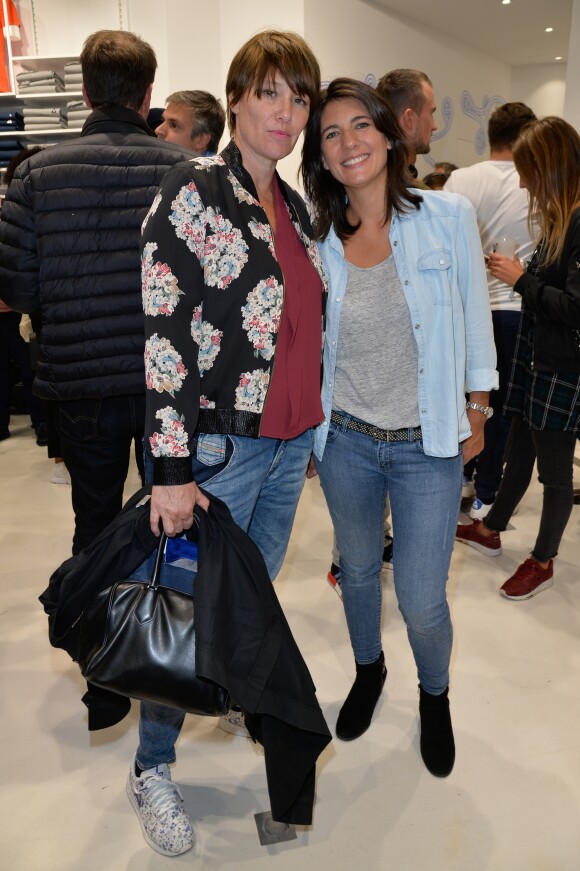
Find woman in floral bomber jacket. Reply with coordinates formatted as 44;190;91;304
130;31;326;858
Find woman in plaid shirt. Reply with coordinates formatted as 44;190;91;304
456;116;580;600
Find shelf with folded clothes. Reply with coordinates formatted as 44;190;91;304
0;128;83;138
12;56;82;100
1;91;83;103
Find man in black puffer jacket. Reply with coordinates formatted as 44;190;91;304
0;29;193;554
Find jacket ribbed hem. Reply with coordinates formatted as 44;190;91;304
152;456;194;486
195;408;261;438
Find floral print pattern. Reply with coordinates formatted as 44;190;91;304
192;155;223;171
142;191;162;232
241;277;283;360
249;218;275;257
228;170;260;207
293;220;328;293
235;368;270;412
199;395;216;409
169;182;205;260
142;242;184;316
170;182;249;289
149;406;189;457
145;333;188;397
191;304;222;374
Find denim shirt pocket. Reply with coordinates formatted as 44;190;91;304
417;248;452;306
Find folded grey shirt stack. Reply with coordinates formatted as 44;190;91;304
17;70;65;93
23;106;67;129
64;61;82;92
66;99;90;127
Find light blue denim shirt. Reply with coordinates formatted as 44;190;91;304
313;190;499;460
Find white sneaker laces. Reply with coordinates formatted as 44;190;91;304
136;773;184;817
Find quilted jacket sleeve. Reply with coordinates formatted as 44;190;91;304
0;167;41;313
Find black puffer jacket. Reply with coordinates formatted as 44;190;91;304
0;106;193;400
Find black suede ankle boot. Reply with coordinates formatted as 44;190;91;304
419;685;455;777
336;651;387;741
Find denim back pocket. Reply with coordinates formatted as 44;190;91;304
417;249;452;306
58;398;101;442
196;433;228;466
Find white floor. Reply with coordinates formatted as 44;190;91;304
2;415;580;871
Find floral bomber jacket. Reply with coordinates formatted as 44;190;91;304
141;140;327;485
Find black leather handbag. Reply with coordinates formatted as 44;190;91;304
77;530;230;716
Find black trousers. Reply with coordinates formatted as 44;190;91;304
58;394;145;554
0;311;44;433
484;415;576;562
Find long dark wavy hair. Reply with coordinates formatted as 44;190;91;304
301;78;422;242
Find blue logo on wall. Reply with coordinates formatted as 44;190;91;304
461;91;505;153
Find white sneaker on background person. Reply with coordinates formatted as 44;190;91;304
126;756;194;856
469;497;493;520
50;462;70;485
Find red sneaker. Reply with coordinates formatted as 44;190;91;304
500;558;553;600
455;519;502;556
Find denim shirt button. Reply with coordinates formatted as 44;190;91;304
404;280;410;286
414;323;420;329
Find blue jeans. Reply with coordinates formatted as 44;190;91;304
137;428;313;770
315;414;462;695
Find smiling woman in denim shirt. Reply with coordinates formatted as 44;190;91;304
301;78;498;777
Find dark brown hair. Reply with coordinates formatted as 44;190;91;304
301;78;422;242
513;116;580;266
226;30;320;132
488;102;536;151
81;30;157;110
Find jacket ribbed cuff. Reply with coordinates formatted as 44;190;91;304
152;456;193;486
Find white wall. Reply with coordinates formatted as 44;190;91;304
511;64;566;118
13;0;571;184
306;0;513;174
563;0;580;130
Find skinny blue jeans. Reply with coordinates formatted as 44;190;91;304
137;428;313;770
315;414;462;695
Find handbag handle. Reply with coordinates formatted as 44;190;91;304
148;513;201;591
148;532;168;591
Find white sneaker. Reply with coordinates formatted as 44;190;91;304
218;705;251;737
50;463;70;485
469;498;493;520
126;757;194;856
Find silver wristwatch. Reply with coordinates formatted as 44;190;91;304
466;401;494;420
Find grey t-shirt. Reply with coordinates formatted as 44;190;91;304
333;255;420;430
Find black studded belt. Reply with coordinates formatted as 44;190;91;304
330;410;422;443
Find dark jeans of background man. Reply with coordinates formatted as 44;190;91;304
484;415;576;562
0;310;45;437
58;394;146;554
464;310;521;503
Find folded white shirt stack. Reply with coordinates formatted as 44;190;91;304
17;70;65;94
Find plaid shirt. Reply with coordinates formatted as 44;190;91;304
504;304;580;431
